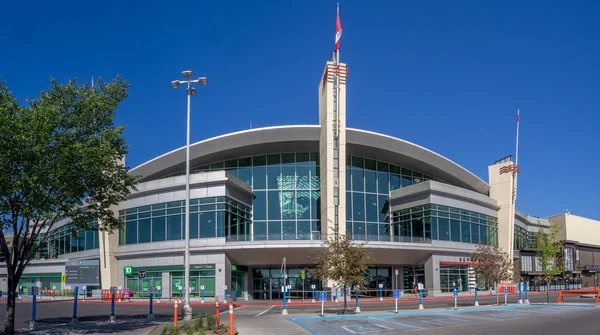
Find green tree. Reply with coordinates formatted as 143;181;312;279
0;77;136;334
312;234;370;313
534;222;563;303
471;244;513;305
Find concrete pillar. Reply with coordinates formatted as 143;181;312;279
319;61;348;240
488;162;517;261
424;256;437;296
161;272;170;299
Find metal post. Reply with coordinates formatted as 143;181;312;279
379;285;383;301
524;282;529;304
109;290;116;323
419;289;424;310
224;288;227;302
201;287;205;303
183;80;192;322
335;287;338;302
312;287;315;303
71;287;79;325
395;297;398;313
282;286;288;315
475;287;479;307
29;287;37;330
355;288;361;313
157;288;161;303
147;293;155;321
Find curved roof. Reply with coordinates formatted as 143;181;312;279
130;125;489;194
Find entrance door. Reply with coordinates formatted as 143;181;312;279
252;278;271;300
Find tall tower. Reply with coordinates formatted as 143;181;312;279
319;60;348;239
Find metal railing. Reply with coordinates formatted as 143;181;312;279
226;233;431;244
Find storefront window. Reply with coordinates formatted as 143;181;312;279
439;264;469;292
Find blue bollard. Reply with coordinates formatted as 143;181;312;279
109;289;116;322
224;288;227;302
379;286;383;301
71;287;79;324
282;286;288;315
30;287;37;330
525;282;529;303
475;287;479;306
355;288;360;313
419;289;423;309
518;282;523;303
147;293;155;321
201;288;205;303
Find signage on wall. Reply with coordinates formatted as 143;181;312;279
65;260;100;286
584;265;600;272
124;266;133;275
192;264;216;270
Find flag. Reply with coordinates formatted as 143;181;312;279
335;4;342;50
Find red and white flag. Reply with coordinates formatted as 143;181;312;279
335;4;342;50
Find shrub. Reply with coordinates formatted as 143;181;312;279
183;322;194;335
170;324;180;335
206;312;215;330
161;325;169;335
194;315;204;331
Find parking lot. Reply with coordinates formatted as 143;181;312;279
288;304;598;335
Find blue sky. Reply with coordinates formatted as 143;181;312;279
1;0;598;219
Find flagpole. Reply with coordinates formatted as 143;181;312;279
513;109;520;204
336;3;340;65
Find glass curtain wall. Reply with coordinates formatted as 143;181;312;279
514;224;530;250
391;204;498;246
345;156;442;241
119;197;251;245
40;223;99;259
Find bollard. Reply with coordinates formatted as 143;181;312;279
419;289;424;310
229;299;235;335
355;288;361;313
224;288;227;302
178;288;182;303
282;286;288;315
109;290;116;323
474;287;479;307
518;282;523;304
311;287;315;303
524;282;530;304
215;303;221;329
52;288;55;301
157;289;161;303
173;301;178;327
287;285;291;304
335;287;339;302
379;285;383;301
29;287;37;330
201;287;205;304
83;287;86;301
71;287;79;325
147;292;155;321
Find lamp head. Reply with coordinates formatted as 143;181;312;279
187;87;197;96
198;77;208;85
182;70;193;79
171;80;181;88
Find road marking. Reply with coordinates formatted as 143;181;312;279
420;320;444;325
450;314;493;321
368;316;423;329
256;306;275;317
341;324;392;334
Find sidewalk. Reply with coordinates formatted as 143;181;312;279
19;319;160;335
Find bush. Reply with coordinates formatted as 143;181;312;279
206;312;215;330
160;325;169;335
170;325;180;335
194;315;204;331
183;322;194;335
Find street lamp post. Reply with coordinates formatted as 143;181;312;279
171;71;208;321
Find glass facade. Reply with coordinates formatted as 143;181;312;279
118;197;251;245
514;224;530;250
346;156;442;241
391;204;498;246
402;265;425;293
35;223;100;259
439;264;469;292
175;153;322;241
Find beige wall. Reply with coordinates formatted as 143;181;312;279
318;61;347;238
488;163;516;259
548;213;600;246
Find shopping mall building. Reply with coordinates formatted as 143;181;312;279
2;57;599;300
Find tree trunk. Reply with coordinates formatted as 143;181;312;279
496;282;499;306
546;278;550;304
4;274;17;335
343;284;347;314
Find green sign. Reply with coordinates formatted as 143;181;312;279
124;266;133;275
231;265;237;271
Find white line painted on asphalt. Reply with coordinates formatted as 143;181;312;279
450;314;494;321
421;320;445;325
256;306;275;317
340;324;392;334
368;316;424;329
